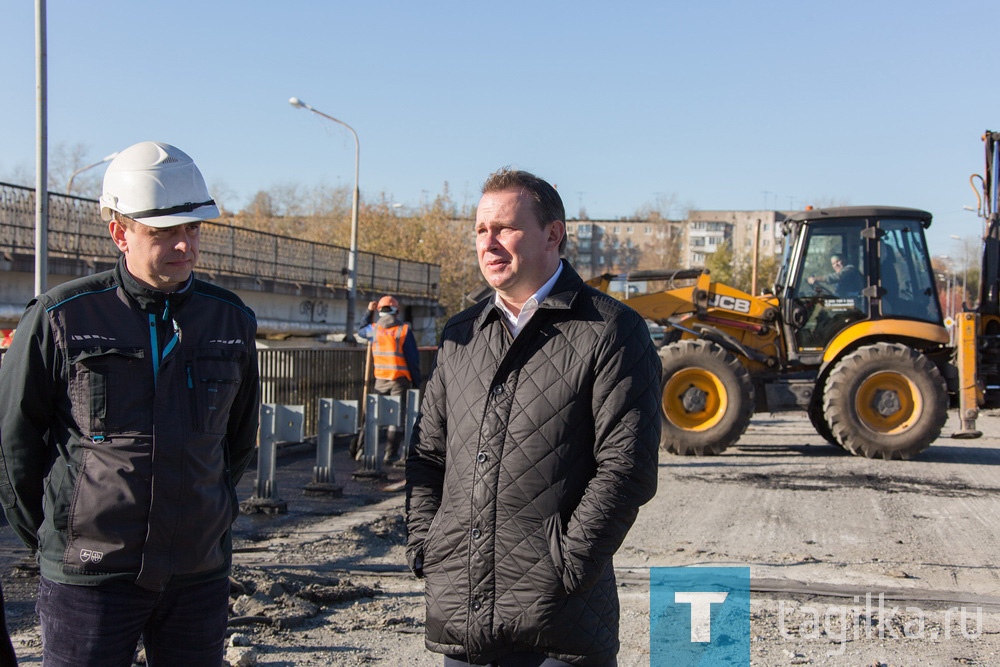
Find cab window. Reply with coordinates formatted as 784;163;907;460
878;219;941;323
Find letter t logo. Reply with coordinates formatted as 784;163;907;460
674;591;729;642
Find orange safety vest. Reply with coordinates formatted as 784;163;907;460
372;323;412;381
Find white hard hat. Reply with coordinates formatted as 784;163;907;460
100;141;220;228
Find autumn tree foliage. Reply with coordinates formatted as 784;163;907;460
230;183;481;322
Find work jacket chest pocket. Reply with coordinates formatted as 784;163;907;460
187;351;244;434
68;347;147;436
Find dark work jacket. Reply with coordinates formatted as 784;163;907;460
0;258;259;591
405;261;661;664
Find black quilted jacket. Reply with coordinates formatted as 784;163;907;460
406;261;660;664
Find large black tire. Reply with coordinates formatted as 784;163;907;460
807;382;840;447
823;343;947;460
659;340;754;456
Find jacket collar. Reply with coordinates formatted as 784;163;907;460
475;259;583;331
114;256;195;314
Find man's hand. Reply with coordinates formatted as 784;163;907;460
409;551;425;578
367;301;377;312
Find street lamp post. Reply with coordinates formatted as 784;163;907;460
66;152;119;196
289;96;361;340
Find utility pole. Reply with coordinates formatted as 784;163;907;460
34;0;48;296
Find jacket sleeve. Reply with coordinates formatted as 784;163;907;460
560;309;661;594
226;325;260;485
0;300;60;550
402;329;421;387
404;343;447;576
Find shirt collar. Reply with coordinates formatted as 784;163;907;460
493;261;563;334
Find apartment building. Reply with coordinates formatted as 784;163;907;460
686;210;787;266
564;210;788;278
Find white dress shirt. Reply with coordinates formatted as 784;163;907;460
493;262;564;337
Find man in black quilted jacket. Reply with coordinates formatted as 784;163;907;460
406;168;661;665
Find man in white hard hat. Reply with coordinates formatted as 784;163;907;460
0;141;260;666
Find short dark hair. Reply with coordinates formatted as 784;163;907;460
112;211;137;230
482;167;566;252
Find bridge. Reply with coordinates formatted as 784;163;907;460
0;183;441;344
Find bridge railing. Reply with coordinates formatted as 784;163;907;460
0;182;440;299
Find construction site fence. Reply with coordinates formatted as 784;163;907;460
0;345;438;437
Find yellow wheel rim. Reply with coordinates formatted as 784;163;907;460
663;368;728;431
854;371;922;434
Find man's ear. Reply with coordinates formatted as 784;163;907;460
109;219;128;253
547;219;565;250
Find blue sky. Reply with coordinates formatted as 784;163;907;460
1;1;997;253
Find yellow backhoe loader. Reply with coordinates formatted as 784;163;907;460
588;131;1000;460
589;207;960;459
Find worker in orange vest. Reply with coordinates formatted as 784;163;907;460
359;296;422;465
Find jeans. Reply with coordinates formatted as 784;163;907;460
0;580;17;667
37;576;229;667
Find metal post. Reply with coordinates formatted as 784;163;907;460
247;404;288;514
347;137;359;339
287;98;360;340
355;394;384;479
306;398;357;496
354;394;400;480
34;0;48;296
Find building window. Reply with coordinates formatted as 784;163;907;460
644;226;652;235
692;222;705;230
612;225;619;234
626;226;633;234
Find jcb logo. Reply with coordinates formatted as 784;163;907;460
708;293;751;314
80;549;104;564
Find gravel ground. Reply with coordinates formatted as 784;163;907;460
4;412;1000;665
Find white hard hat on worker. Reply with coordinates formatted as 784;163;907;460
100;141;219;228
103;141;219;292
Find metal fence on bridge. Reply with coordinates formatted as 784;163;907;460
0;182;440;299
